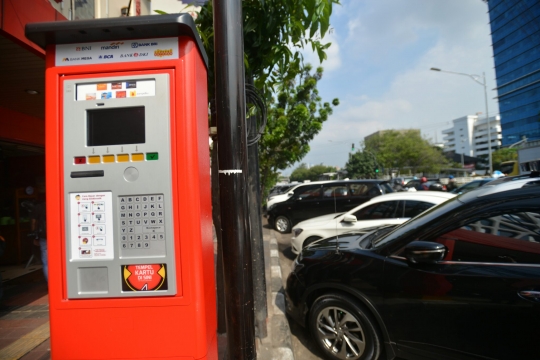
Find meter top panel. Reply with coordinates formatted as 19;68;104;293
25;13;208;68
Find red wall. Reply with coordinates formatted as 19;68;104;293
0;0;67;56
0;106;45;146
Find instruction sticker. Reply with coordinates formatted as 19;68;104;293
122;264;168;291
70;192;114;260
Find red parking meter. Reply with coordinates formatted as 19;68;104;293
26;14;216;359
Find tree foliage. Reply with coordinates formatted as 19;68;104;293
194;0;340;97
290;163;337;182
492;148;518;171
345;152;378;179
259;65;339;195
362;130;450;174
192;1;340;198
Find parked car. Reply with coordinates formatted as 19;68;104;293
450;178;495;194
290;191;455;254
267;180;394;233
286;176;540;360
267;183;299;200
405;177;447;191
265;181;331;215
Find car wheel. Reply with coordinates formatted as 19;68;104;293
274;216;291;233
309;293;382;360
303;236;322;249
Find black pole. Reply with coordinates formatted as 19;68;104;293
246;81;268;339
213;0;255;358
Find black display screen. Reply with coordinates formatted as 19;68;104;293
87;106;145;146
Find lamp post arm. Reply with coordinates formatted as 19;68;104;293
434;69;485;86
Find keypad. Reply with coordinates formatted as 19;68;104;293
118;194;165;250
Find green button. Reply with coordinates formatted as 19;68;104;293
146;152;159;161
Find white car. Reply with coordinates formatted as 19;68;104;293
290;191;456;254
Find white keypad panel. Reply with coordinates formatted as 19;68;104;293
118;194;166;250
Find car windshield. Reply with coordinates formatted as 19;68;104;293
372;195;462;248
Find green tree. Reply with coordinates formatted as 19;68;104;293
192;1;339;197
492;148;518;171
363;130;449;174
345;152;378;179
259;65;339;196
290;163;337;182
194;0;339;99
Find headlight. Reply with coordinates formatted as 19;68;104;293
293;228;303;237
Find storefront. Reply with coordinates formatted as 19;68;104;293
0;0;61;266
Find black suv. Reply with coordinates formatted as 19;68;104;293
267;180;393;233
286;176;540;360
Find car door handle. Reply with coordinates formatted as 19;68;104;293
518;291;540;302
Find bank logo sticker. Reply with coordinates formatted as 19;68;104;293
154;48;173;58
56;38;178;66
76;80;155;101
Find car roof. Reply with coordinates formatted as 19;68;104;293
474;177;540;197
361;191;455;201
344;191;455;215
289;179;389;191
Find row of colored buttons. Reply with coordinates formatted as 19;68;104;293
74;153;159;164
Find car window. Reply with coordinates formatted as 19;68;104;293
349;183;373;197
296;186;322;199
403;201;433;218
433;210;540;265
322;185;348;197
461;182;481;190
380;182;394;194
353;201;400;220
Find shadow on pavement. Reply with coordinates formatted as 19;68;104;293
286;313;325;359
281;246;297;261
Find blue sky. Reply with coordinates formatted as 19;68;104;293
282;0;498;175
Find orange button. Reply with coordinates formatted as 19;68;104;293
117;154;129;162
88;156;100;164
102;155;115;163
131;153;144;162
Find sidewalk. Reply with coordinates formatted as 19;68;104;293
0;223;294;360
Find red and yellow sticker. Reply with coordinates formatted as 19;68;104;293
122;264;167;291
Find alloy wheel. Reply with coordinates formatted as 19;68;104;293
315;306;365;359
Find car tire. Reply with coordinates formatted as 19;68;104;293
274;216;291;234
303;236;322;249
309;293;382;360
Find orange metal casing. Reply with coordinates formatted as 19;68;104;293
44;37;216;359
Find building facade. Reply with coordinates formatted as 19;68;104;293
487;0;540;145
442;114;502;159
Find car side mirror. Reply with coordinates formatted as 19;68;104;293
287;191;294;197
403;241;447;264
342;214;357;223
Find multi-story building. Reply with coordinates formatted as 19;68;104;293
487;0;540;145
442;114;502;159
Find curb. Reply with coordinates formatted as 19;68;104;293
267;237;294;360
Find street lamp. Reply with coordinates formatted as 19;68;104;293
430;67;493;175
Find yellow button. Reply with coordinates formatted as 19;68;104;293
131;153;144;162
102;155;115;163
88;156;100;164
117;154;129;162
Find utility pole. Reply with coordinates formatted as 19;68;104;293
214;0;256;358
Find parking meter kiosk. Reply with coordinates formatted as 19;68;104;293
26;14;216;359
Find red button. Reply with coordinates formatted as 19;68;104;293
74;156;87;164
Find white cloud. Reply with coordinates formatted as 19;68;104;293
283;0;497;174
